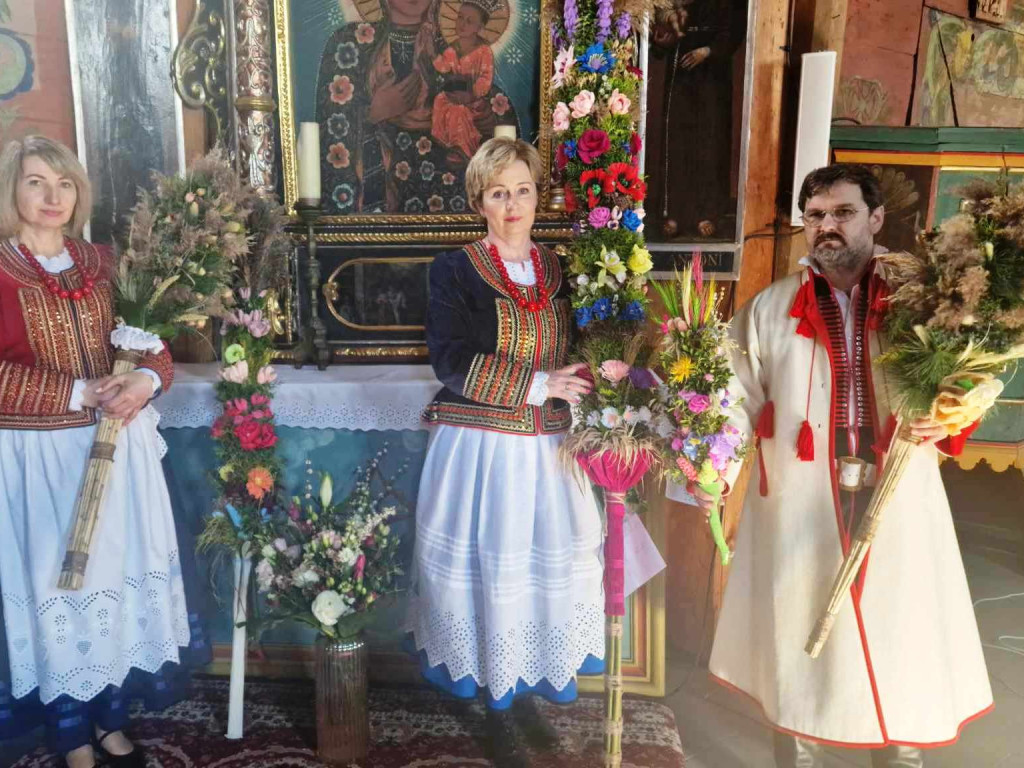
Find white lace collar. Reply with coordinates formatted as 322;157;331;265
9;238;73;274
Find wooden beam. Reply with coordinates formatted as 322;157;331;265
812;0;849;52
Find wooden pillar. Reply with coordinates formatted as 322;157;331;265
665;0;792;659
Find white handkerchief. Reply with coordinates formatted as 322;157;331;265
665;479;697;505
623;511;667;598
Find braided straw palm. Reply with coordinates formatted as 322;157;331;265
805;372;1003;657
57;348;145;590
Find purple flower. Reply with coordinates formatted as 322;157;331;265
596;0;613;43
563;0;578;41
628;367;657;389
688;394;711;414
588;206;612;229
671;437;684;452
551;21;565;50
615;12;631;39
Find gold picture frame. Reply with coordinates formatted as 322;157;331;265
271;0;562;231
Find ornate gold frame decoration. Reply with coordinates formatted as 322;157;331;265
173;0;232;146
323;256;434;332
235;0;277;194
270;0;562;230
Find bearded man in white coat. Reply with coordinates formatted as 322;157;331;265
687;164;993;768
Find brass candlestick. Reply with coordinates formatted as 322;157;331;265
294;200;330;370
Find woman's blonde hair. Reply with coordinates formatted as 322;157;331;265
0;136;92;238
465;138;542;212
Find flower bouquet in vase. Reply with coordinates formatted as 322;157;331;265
249;450;407;766
806;180;1024;658
652;254;750;565
58;151;245;590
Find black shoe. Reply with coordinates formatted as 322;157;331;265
485;708;530;768
93;730;146;768
512;697;559;751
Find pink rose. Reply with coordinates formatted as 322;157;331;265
569;90;595;119
599;359;631;384
552;102;570;132
607;88;631;116
688;394;711;414
588;206;611;229
576;130;610;164
257;365;277;384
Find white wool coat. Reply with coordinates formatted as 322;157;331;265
707;269;993;747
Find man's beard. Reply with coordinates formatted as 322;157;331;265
811;233;871;273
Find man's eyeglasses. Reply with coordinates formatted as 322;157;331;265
801;206;866;227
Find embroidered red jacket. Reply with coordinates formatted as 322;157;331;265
0;238;173;430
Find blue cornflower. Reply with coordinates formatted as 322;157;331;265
619;300;645;322
577;44;616;75
622;210;642;232
575;305;593;328
563;140;577;159
592;297;612;321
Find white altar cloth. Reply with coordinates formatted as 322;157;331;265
153;363;442;431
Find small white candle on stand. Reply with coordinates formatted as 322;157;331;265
297;122;321;203
494;125;516;140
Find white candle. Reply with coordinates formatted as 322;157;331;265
297;122;321;202
494;125;516;140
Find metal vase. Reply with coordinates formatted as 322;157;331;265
315;634;370;765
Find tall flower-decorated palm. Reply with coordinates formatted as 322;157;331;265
163;150;292;739
548;2;666;764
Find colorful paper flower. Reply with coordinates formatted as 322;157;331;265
247;467;274;500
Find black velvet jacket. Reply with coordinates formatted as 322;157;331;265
423;241;574;435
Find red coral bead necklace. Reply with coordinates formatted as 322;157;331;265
17;237;94;301
488;241;549;313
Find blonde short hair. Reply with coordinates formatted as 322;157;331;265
0;136;92;238
465;138;542;212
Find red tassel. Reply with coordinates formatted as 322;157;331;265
795;317;816;338
758;450;769;496
755;401;775;496
755;401;775;439
797;420;815;461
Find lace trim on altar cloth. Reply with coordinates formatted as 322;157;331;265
156;398;432;432
2;551;190;704
407;600;606;701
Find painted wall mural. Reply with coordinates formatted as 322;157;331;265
0;0;75;149
913;7;1024;127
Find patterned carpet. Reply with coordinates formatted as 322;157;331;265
8;677;685;768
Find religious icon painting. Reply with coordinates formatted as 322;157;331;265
274;0;550;218
640;0;755;280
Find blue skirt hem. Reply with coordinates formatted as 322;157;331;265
414;644;604;710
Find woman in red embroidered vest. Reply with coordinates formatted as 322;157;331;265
0;137;187;768
408;138;601;767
